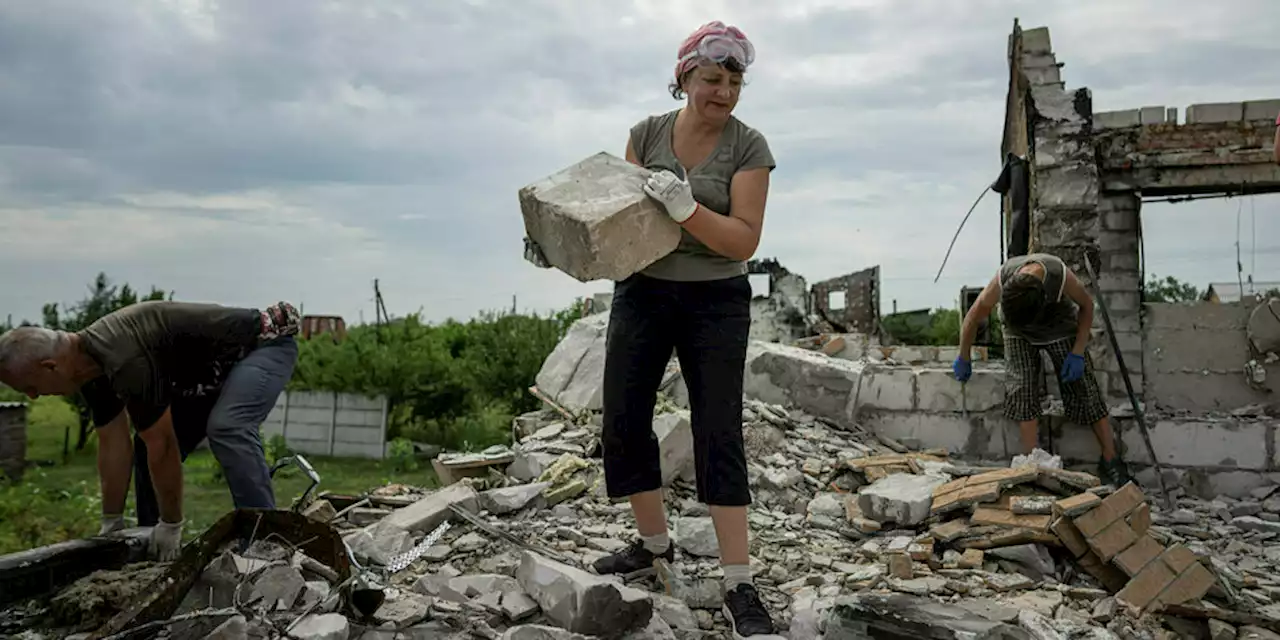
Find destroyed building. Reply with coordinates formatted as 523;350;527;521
10;20;1280;640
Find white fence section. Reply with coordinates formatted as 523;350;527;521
261;391;389;459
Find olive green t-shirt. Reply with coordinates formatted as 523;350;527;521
77;301;262;431
998;253;1080;345
628;109;776;282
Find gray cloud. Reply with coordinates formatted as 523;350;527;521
1;0;1278;326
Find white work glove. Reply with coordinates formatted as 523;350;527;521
150;519;185;561
99;514;126;535
523;236;551;269
643;170;699;223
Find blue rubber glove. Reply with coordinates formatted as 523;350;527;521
1061;353;1085;383
952;356;972;383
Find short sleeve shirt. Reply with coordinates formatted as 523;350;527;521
628;110;776;282
78;301;261;430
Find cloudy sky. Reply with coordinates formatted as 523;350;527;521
1;0;1277;326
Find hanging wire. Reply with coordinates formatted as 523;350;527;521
934;183;994;284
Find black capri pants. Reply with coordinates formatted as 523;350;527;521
601;273;753;506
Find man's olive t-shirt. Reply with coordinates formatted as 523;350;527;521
629;109;776;282
78;301;262;431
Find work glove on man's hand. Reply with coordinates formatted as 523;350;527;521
643;170;699;224
99;514;126;536
149;520;184;562
952;356;972;383
1060;353;1086;383
523;237;551;269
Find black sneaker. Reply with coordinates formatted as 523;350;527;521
723;583;777;639
591;538;674;576
1098;456;1132;487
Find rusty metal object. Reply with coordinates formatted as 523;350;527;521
88;509;354;639
0;528;151;607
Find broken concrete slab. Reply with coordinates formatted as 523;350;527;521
533;313;609;412
823;593;1032;639
480;482;551;515
672;517;719;558
858;472;949;526
514;550;653;637
519;151;682;283
289;613;349;640
382;483;479;534
653;411;695;486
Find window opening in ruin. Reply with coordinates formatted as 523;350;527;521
828;290;846;311
1139;194;1278;305
748;273;771;299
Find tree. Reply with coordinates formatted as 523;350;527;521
1143;274;1202;303
40;273;171;452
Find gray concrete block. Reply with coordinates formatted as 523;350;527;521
858;366;916;411
1093;109;1142;130
1102;207;1138;232
1243;99;1280;122
1119;418;1270;469
1037;162;1099;208
519;152;681;283
915;368;1003;413
1023;63;1060;86
1166;107;1178;124
1186;102;1244;124
1021;27;1053;54
863;411;1012;459
1139;106;1166;125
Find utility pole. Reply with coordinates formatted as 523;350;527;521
512;294;517;315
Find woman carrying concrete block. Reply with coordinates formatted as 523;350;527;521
588;20;779;640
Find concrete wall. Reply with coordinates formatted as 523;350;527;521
1142;301;1280;413
1095;99;1280;129
261;390;389;459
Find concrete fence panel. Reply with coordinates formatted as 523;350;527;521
261;390;389;460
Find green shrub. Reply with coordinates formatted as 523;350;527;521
0;471;100;554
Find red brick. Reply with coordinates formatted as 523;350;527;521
1117;558;1178;612
1087;519;1138;562
1051;517;1090;559
1156;562;1216;608
1073;482;1145;537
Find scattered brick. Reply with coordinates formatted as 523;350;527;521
1073;482;1146;537
1054;492;1102;518
1087;519;1139;562
1156;561;1217;609
1127;503;1152;537
1036;468;1102;494
959;549;984;569
1114;535;1163;577
1010;495;1056;515
1051;517;1091;559
887;553;913;579
930;520;971;543
1116;556;1178;611
971;507;1052;533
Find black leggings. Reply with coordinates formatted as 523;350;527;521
600;273;753;506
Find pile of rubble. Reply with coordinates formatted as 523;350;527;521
14;392;1280;640
71;396;1262;640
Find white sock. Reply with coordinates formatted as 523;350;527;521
722;564;753;591
641;531;670;554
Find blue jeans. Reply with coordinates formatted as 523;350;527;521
132;336;299;526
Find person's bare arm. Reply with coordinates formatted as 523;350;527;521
96;410;133;517
137;408;183;523
1061;269;1095;355
960;273;1002;359
626;137;770;262
678;168;768;262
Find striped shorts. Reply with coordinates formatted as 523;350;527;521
1003;336;1108;425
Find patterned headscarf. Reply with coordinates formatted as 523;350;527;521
674;21;755;84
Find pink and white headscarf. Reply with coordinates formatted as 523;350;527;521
674;21;755;83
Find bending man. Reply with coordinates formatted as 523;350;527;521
954;253;1130;486
0;300;300;559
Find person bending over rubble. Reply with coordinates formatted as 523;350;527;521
569;20;775;640
0;300;300;561
953;253;1131;486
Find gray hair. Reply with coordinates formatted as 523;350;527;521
0;326;68;375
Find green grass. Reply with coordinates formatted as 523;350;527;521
0;396;438;555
